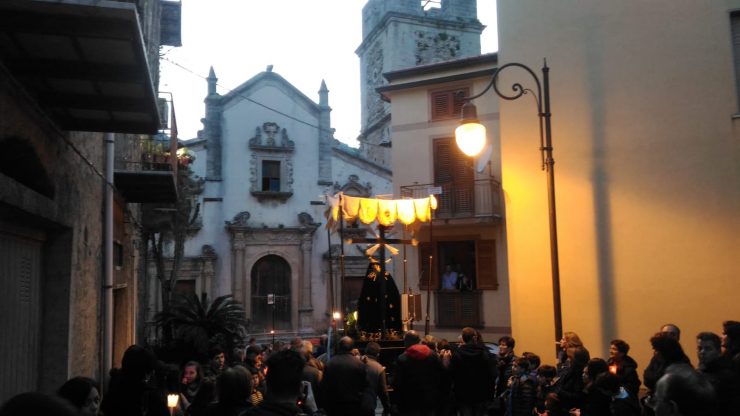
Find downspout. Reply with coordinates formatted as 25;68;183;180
103;133;114;391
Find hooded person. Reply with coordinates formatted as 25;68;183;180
391;330;445;416
449;327;497;415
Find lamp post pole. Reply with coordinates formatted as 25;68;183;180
457;60;563;353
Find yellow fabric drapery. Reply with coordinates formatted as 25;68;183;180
325;193;437;229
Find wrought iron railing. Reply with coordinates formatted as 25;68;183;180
400;178;502;219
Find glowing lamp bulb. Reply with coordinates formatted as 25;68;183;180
609;364;618;375
455;122;487;157
332;311;341;320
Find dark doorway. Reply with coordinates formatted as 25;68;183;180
251;255;291;331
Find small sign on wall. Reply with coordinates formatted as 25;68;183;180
267;294;275;305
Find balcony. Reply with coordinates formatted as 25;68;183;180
435;290;483;328
114;96;179;203
400;178;502;221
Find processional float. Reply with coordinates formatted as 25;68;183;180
324;192;437;339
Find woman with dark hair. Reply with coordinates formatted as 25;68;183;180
641;332;691;416
607;339;641;397
101;344;166;416
554;346;589;412
179;361;203;409
0;392;78;416
722;320;740;374
578;358;610;416
57;376;100;416
205;366;253;416
557;332;585;376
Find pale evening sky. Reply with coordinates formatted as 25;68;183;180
159;0;498;147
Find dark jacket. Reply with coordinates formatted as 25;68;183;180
392;344;444;412
204;401;253;416
699;355;740;416
101;370;167;416
320;352;368;416
506;375;536;416
450;343;497;405
554;364;585;411
362;355;390;416
642;353;690;393
496;352;517;399
608;355;641;397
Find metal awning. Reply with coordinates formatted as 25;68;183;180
0;0;160;134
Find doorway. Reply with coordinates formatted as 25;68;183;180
251;255;291;331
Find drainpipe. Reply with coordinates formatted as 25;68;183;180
103;133;114;391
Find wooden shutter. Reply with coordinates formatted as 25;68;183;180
732;12;740;108
418;242;438;290
434;138;474;217
431;88;469;120
476;239;498;289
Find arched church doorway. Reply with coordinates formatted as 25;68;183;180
251;255;291;331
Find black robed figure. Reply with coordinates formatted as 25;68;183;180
357;260;402;333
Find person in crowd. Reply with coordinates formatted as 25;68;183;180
230;346;246;368
695;331;740;415
557;332;585;375
245;344;265;388
722;320;740;374
205;366;252;416
392;330;444;416
495;335;518;411
314;334;328;358
248;370;264;407
553;346;589;412
534;365;558;414
0;392;79;416
647;364;717;416
660;324;681;341
449;327;497;416
320;336;368;416
607;339;641;397
245;349;306;416
303;340;324;373
571;373;640;416
185;378;215;416
207;347;226;378
101;344;165;416
506;356;536;416
643;332;691;397
179;361;203;410
441;264;458;290
291;340;321;407
577;358;610;416
56;376;100;416
361;341;391;416
523;352;541;373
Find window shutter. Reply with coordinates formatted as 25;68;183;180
476;239;498;289
732;12;740;108
418;242;438;290
431;88;469;120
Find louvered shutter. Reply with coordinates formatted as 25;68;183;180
732;12;740;107
434;139;453;216
431;88;469;120
476;239;498;289
418;242;438;290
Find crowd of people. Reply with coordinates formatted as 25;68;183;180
1;320;739;416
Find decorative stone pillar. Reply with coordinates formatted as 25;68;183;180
199;245;218;298
232;236;246;306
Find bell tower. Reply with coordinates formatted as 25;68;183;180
356;0;484;167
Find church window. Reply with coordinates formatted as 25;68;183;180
261;160;281;191
431;87;469;121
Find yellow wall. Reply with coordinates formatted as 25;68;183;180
498;1;740;369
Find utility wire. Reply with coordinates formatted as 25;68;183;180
162;56;335;135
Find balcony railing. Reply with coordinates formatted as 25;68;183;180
400;178;502;219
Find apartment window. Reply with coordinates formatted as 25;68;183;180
431;87;469;121
732;11;740;110
433;138;474;217
261;160;281;192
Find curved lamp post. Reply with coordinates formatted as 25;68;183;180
454;60;563;352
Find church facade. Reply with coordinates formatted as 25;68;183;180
158;68;392;336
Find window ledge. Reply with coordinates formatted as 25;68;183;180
732;113;740;120
251;191;293;202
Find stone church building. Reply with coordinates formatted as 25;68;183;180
148;0;487;337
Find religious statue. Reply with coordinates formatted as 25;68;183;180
357;260;402;335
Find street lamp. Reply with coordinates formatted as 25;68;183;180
454;60;563;353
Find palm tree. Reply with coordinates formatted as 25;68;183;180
154;293;248;360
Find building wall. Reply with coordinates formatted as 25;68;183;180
386;60;510;342
498;0;740;368
180;72;392;334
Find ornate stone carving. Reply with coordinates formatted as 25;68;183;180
414;31;461;65
365;43;385;125
248;122;295;149
226;211;250;227
333;174;373;197
201;244;217;257
298;212;320;227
